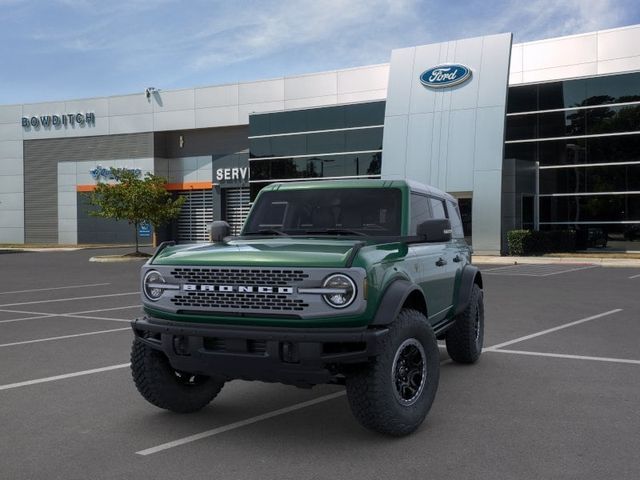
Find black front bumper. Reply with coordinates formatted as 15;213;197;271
132;316;388;387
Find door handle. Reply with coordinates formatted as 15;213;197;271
453;255;462;263
436;257;447;267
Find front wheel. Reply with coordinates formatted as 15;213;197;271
131;338;225;413
345;309;440;436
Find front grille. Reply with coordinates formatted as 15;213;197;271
171;292;309;311
170;268;309;286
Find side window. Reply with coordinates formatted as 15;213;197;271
446;200;465;239
410;193;432;234
430;198;447;219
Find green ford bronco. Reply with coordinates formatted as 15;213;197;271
131;179;484;436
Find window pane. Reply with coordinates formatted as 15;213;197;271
539;79;587;110
588;134;640;164
505;114;537;141
345;102;385;127
505;142;537;162
539;194;640;223
269;110;308;135
270;135;307;157
446;200;464;238
410;194;432;234
585;72;640;105
306;106;345;131
587;104;640;135
430;198;446;219
249;138;271;158
540;164;640;194
507;85;537;113
345;127;384;151
538;139;587;166
538;109;585;138
307;131;346;154
249;115;270;136
249;152;382;182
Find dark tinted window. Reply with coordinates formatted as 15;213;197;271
538;139;587;166
504;142;537;162
538;109;585;138
249;127;383;158
539;79;587;110
586;104;640;135
588;134;640;164
244;188;402;236
505;114;537;141
585;73;640;105
507;85;537;113
249;153;382;181
249;101;386;136
540;164;640;194
539;194;640;223
410;194;432;235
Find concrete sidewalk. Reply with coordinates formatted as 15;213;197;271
473;255;640;268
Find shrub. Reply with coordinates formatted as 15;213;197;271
507;229;576;256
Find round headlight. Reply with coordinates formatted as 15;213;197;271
322;274;356;309
143;270;165;301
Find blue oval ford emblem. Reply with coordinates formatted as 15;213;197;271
419;64;472;88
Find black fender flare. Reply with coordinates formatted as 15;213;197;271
454;265;483;316
370;279;427;326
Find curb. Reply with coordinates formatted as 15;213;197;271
473;255;640;268
89;255;151;263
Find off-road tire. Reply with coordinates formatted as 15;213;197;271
131;338;225;413
445;283;484;363
345;309;440;436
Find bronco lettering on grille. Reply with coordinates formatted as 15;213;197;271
182;284;295;294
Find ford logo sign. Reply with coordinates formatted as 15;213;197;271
419;64;472;88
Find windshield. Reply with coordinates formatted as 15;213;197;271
243;188;402;236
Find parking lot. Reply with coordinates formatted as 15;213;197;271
1;248;639;480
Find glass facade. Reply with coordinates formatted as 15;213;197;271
249;102;384;199
505;71;640;246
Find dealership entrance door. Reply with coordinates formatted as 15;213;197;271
176;189;213;243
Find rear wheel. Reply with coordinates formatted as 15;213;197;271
131;338;225;413
345;309;440;436
445;283;484;363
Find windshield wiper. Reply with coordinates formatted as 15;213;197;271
243;229;289;236
304;228;366;237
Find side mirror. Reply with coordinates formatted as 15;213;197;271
417;219;452;242
209;221;231;243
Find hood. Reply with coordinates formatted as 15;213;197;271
151;237;364;268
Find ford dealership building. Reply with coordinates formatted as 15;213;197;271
1;24;639;254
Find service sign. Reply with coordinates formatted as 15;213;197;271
419;64;472;88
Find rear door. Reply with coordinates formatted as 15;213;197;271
408;193;452;324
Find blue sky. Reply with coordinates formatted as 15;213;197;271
1;0;639;104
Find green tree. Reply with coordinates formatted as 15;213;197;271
88;168;185;254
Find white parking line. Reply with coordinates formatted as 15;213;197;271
486;309;622;351
0;305;140;324
0;282;111;295
541;265;598;276
0;314;55;324
629;273;640;279
0;327;130;348
488;349;640;365
0;364;130;391
65;314;131;323
136;391;347;456
0;291;139;308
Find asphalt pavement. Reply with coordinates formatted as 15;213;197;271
1;248;639;480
